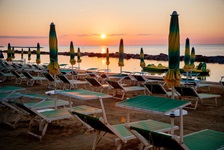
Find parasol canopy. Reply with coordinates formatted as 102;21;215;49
106;48;110;71
164;11;181;87
28;48;31;61
48;22;60;75
118;39;124;73
6;43;12;62
183;38;191;72
21;48;23;59
106;48;110;66
70;41;76;65
190;47;195;69
36;43;41;64
11;47;15;59
77;47;82;63
140;47;146;68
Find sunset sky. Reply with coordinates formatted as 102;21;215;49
0;0;224;46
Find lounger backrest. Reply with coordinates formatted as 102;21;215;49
133;75;146;82
85;77;101;86
145;83;166;95
71;111;114;134
57;74;70;84
175;87;198;97
42;72;54;81
130;126;184;150
11;71;21;78
13;101;36;115
106;80;123;89
22;71;33;79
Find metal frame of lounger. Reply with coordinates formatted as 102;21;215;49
22;71;46;86
106;80;145;100
127;126;224;150
175;86;221;110
57;74;88;89
85;77;110;93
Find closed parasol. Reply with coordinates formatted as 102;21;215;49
118;39;124;74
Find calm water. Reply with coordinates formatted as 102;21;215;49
38;44;224;56
2;44;224;82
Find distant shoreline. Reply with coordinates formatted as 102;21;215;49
3;50;224;64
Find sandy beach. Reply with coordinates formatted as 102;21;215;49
0;78;224;150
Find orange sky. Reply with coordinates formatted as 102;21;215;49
0;0;224;46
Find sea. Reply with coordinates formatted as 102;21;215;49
3;44;224;82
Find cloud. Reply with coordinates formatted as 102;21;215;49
107;34;126;36
75;34;99;37
0;35;47;39
137;34;152;36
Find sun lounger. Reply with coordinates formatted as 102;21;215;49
13;101;102;140
0;71;14;82
0;90;70;128
42;72;61;89
85;77;110;92
11;70;27;84
144;83;178;98
175;86;221;110
106;80;145;100
126;126;224;150
57;74;88;89
22;71;46;86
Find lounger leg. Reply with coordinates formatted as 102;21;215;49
194;99;199;110
41;122;49;138
116;143;122;150
92;130;102;150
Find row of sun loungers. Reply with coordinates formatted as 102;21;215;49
1;66;222;110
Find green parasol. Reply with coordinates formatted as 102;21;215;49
70;41;76;80
77;47;82;69
164;11;181;88
140;47;146;69
21;48;24;60
183;38;191;72
48;22;60;75
11;47;15;59
70;41;76;66
36;43;41;64
106;48;110;72
118;38;124;74
28;48;31;61
6;43;12;62
190;47;195;69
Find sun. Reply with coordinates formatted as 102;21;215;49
101;34;106;39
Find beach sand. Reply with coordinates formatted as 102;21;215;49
0;79;224;150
